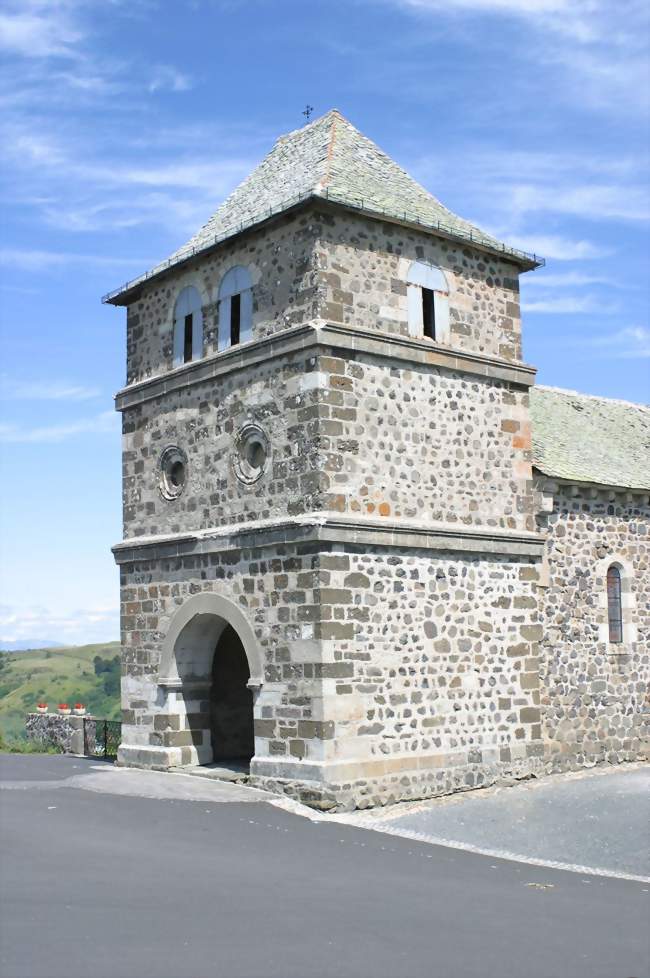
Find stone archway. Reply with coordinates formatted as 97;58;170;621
157;593;263;766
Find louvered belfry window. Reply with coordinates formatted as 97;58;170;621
606;565;623;643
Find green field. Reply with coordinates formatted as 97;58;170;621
0;643;121;745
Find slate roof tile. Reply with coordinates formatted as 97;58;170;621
105;109;540;303
530;386;650;490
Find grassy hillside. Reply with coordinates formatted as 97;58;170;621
0;642;121;744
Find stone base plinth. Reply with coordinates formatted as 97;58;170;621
116;742;209;770
250;746;650;812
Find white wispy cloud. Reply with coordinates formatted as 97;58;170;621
148;64;194;93
0;377;101;401
0;6;259;240
0;410;118;444
508;183;650;224
0;248;158;271
589;326;650;359
0;601;119;643
556;325;650;359
503;234;610;261
383;0;649;111
392;0;587;32
521;295;617;315
0;114;255;233
521;271;617;289
411;147;649;231
0;2;83;59
0;0;195;106
37;193;224;235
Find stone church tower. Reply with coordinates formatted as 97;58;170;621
105;110;648;809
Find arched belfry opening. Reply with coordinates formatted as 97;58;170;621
210;624;254;761
157;593;263;768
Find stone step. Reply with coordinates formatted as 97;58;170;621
180;763;250;784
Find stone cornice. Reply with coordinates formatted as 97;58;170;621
112;513;545;564
104;193;539;306
533;471;650;502
115;321;537;411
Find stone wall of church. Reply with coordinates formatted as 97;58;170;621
537;483;650;768
315;350;536;534
122;205;527;391
121;349;327;540
116;538;545;808
117;541;326;769
314;208;524;363
121;338;535;542
268;546;545;809
124;209;320;385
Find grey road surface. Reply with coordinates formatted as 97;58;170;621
345;765;650;879
0;754;648;978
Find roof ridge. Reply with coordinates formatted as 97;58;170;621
319;110;339;192
534;384;650;411
276;107;344;144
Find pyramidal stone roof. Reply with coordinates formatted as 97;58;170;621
104;109;541;303
530;386;650;490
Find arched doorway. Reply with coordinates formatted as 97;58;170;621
210;624;254;762
157;593;263;767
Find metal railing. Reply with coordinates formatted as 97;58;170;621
83;718;121;759
102;186;544;304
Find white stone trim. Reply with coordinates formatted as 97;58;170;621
594;553;637;648
113;513;545;563
406;261;450;344
116;321;536;410
158;591;264;687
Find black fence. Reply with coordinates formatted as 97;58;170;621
83;718;121;759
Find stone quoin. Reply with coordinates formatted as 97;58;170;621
105;109;650;810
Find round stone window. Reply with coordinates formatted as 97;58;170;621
233;424;269;485
159;446;187;499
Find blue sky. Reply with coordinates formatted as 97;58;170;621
0;0;648;645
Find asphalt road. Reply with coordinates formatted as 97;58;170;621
1;754;648;978
346;765;650;879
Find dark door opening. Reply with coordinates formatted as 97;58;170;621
210;624;254;763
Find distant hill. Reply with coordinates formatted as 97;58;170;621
0;640;66;652
0;642;121;744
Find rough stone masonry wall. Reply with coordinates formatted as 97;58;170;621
117;539;545;807
125;210;320;384
252;546;545;810
320;548;542;762
122;349;327;539
314;209;524;362
124;205;526;390
316;351;535;533
118;541;336;768
122;346;535;541
538;484;650;768
25;713;81;753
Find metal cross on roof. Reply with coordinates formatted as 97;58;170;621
302;104;314;122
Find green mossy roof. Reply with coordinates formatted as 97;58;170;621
170;109;516;261
105;110;539;303
530;386;650;490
